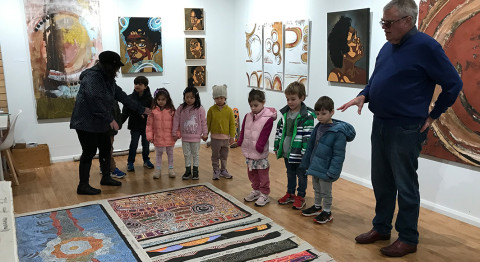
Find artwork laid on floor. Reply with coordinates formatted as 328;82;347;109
24;0;102;119
264;22;284;91
15;183;335;262
185;37;206;60
108;185;251;242
327;8;370;85
418;0;480;167
284;20;310;93
185;8;204;31
245;23;263;89
119;17;163;74
15;204;145;261
186;65;206;87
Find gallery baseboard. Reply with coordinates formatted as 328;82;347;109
341;171;480;228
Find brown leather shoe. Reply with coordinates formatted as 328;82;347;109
355;229;391;244
381;239;417;257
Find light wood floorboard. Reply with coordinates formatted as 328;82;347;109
10;147;480;261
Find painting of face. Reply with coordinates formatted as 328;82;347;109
24;0;102;119
185;8;204;31
419;0;480;167
187;66;206;87
327;8;370;85
186;38;205;60
119;17;163;73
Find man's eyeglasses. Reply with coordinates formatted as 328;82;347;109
379;16;409;28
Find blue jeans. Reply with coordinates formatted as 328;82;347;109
371;118;427;245
128;130;150;163
284;158;307;197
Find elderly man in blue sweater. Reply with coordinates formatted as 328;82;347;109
338;0;462;258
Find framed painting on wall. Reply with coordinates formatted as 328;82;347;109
185;8;204;31
263;21;284;91
186;38;206;60
419;0;480;167
24;0;102;119
187;65;206;88
245;23;263;89
119;17;163;74
284;19;310;93
327;8;370;85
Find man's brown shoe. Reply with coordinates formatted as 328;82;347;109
355;229;391;244
381;239;417;257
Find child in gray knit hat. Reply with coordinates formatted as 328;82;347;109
207;84;236;180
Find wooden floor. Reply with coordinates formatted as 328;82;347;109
10;146;480;262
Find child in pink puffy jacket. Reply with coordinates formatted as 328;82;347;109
146;88;179;179
237;89;277;207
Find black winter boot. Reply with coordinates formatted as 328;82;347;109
100;176;122;186
182;166;192;180
192;166;199;180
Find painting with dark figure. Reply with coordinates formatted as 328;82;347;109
187;66;206;87
185;8;204;31
419;0;480;167
186;38;206;60
327;8;370;85
119;17;163;74
24;0;102;119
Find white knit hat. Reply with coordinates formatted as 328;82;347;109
212;84;227;99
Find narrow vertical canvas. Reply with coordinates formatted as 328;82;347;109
327;8;370;85
284;20;310;93
24;0;102;119
263;22;284;91
119;17;163;73
245;23;263;88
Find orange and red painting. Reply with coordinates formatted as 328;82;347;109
418;0;480;167
24;0;102;119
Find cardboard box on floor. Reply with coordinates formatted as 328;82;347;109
12;143;51;170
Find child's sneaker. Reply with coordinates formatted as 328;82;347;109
255;193;270;206
127;162;135;172
292;196;306;210
212;170;220;180
302;205;322;216
111;168;126;179
219;169;233;179
278;193;295;205
244;190;261;202
144;160;154;169
314;211;333;224
168;168;176;178
153;168;161;179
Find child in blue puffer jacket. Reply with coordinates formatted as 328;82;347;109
300;96;355;224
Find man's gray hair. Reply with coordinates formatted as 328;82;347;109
384;0;418;25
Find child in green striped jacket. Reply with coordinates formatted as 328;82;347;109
274;81;316;210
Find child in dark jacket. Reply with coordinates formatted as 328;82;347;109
122;76;154;171
300;96;355;224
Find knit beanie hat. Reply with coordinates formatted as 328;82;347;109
212;84;227;99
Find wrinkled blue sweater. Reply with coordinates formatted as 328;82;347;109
359;27;462;124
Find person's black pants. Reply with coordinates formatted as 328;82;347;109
76;130;112;185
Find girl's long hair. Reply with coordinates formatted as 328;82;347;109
181;86;201;109
152;88;175;112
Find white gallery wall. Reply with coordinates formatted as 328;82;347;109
0;0;479;228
